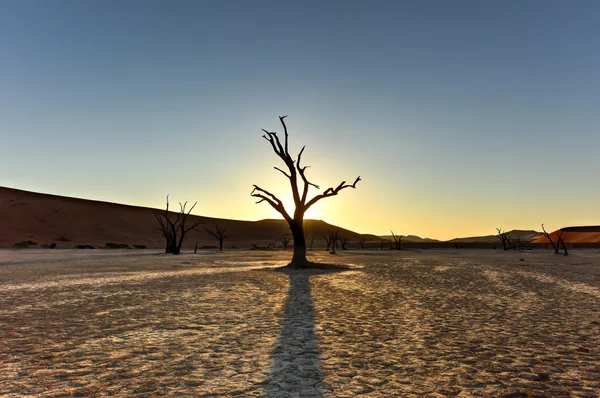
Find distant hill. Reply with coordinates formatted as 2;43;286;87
448;230;543;244
532;226;600;244
379;234;440;243
0;187;378;249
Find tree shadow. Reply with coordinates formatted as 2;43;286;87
264;266;348;397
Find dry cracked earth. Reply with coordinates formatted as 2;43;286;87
1;249;600;397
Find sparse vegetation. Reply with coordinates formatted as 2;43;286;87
41;243;57;249
133;244;147;249
12;242;32;249
105;243;130;249
73;245;95;249
57;236;69;242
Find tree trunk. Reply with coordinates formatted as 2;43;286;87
219;239;224;251
289;221;308;268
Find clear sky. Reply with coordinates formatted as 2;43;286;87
1;0;599;240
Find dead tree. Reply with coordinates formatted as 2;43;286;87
250;243;275;250
153;195;201;254
557;230;568;256
541;223;559;254
324;234;334;252
251;116;360;268
496;228;511;251
204;225;228;251
280;234;292;250
340;237;349;250
380;239;387;250
359;239;365;250
391;231;403;250
309;235;316;251
327;228;341;255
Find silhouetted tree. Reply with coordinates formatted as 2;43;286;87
309;236;316;251
324;234;334;252
496;228;510;251
390;231;403;250
153;195;201;255
204;225;228;251
541;223;559;254
280;233;292;250
557;230;568;256
340;237;349;250
380;239;387;250
359;239;365;250
251;116;360;268
327;228;341;254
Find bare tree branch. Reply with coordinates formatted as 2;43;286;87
296;145;320;203
305;176;361;210
274;166;291;179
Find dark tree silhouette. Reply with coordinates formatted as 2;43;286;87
556;230;568;256
204;225;228;251
380;239;387;250
390;231;403;250
153;195;201;255
359;239;365;250
280;233;292;250
340;237;349;250
541;223;559;254
309;236;316;251
496;228;511;251
251;116;360;268
324;233;334;252
327;228;341;255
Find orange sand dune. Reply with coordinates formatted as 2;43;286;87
532;226;600;244
0;187;379;249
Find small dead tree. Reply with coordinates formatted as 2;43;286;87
541;223;559;254
153;195;201;255
324;235;333;251
204;225;228;251
380;239;387;250
309;235;316;251
280;234;292;250
556;230;568;256
326;228;341;254
251;115;360;268
340;237;349;250
390;231;403;250
496;228;511;251
359;239;365;250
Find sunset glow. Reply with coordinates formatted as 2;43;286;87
1;1;599;240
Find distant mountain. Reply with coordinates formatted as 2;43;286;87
379;234;440;243
0;187;378;249
448;230;543;244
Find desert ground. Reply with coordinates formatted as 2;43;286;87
1;249;600;397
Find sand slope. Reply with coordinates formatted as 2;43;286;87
532;226;600;244
0;187;379;249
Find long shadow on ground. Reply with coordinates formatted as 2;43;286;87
264;267;347;397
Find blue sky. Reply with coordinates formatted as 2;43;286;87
1;0;599;239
